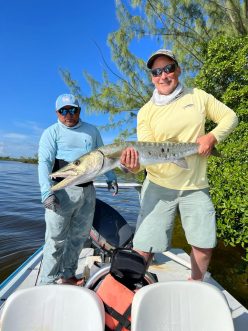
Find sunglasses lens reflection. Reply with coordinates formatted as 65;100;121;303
151;63;177;77
58;107;78;116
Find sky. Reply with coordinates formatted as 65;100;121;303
0;0;158;158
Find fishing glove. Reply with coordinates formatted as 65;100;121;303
107;180;118;196
43;194;60;212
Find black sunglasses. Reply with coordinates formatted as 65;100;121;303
58;107;79;116
150;63;177;77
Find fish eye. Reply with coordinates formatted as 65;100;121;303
73;160;80;166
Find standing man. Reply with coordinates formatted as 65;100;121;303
38;93;118;285
121;49;238;281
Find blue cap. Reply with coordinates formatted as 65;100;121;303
55;94;80;111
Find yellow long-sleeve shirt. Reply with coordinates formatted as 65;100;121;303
137;88;238;190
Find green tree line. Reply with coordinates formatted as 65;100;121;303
0;156;38;164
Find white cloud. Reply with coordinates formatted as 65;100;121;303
0;120;43;157
0;141;38;158
13;121;44;136
3;133;28;140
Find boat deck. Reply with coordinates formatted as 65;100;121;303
0;248;247;330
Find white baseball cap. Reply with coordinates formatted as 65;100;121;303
147;49;178;69
55;94;80;111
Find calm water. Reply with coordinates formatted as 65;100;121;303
0;161;140;282
0;161;247;308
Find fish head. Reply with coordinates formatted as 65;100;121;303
50;150;104;191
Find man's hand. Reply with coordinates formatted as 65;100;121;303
197;133;217;156
43;194;60;212
120;147;140;173
107;180;118;196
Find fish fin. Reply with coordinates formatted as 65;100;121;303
161;138;178;143
172;158;189;169
119;164;130;173
211;147;222;157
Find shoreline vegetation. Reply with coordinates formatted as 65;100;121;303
0;156;38;164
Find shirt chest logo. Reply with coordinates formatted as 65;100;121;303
183;103;194;109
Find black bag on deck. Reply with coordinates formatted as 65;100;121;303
109;248;147;290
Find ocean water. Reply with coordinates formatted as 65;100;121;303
0;160;140;282
0;160;247;309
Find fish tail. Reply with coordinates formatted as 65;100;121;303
211;147;221;157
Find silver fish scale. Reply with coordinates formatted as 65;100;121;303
137;142;198;160
99;141;199;160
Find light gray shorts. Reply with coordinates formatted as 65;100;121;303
133;179;217;253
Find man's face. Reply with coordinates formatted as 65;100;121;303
151;56;181;95
56;105;80;127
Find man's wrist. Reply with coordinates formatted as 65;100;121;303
208;132;218;145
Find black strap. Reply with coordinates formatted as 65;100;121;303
116;304;131;331
74;181;93;188
104;303;131;331
52;159;69;183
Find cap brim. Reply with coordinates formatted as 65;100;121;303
147;54;177;69
56;103;80;111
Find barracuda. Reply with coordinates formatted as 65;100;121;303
50;141;214;191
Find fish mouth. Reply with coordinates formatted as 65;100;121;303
50;168;79;179
50;150;105;191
